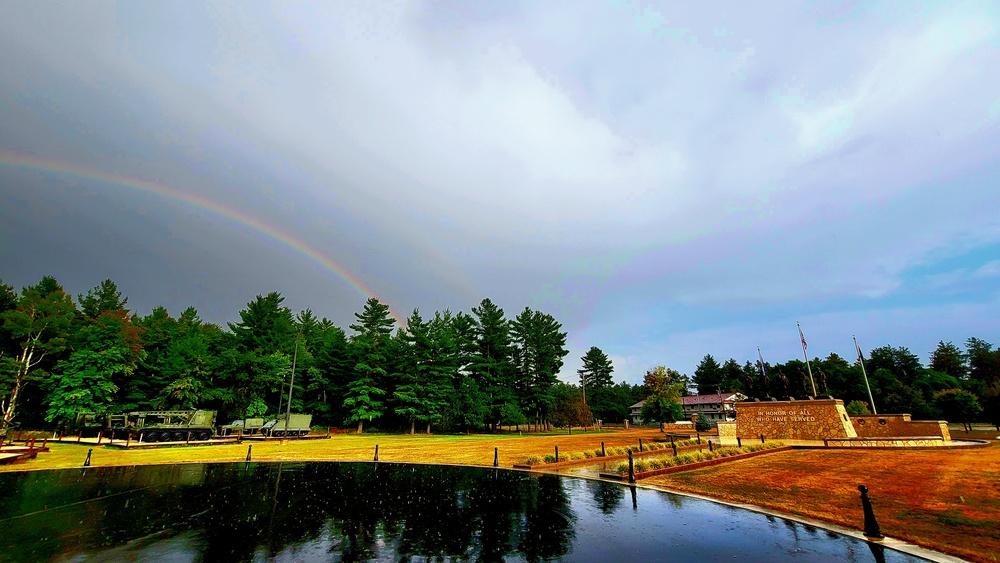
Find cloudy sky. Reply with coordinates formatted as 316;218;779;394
2;1;999;384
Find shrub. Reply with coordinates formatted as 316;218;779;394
615;462;630;475
593;449;605;457
633;460;648;473
544;454;556;463
647;458;663;470
569;452;584;460
521;455;543;465
583;450;593;458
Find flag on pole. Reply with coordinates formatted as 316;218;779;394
854;337;865;363
798;322;808;353
757;347;767;377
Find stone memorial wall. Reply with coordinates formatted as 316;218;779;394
735;399;857;440
850;414;951;441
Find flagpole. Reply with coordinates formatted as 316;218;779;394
797;321;818;397
854;335;877;414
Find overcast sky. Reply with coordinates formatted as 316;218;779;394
2;1;999;384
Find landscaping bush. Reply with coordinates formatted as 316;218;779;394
521;455;543;465
544;454;556;463
593;448;605;457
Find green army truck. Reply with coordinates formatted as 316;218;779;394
219;418;265;436
261;414;312;437
114;410;217;442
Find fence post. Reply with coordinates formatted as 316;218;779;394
494;447;499;467
601;442;605;456
696;432;701;444
83;448;93;467
672;443;678;457
737;436;742;448
554;445;559;463
374;444;379;462
245;444;252;462
77;431;82;443
859;485;884;539
627;450;635;483
96;431;102;445
708;440;714;452
760;434;765;444
638;438;643;452
125;434;131;448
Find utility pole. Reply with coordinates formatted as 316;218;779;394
281;331;300;442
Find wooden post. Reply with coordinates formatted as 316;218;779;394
125;434;131;448
638;438;643;452
374;444;379;462
708;440;714;452
672;443;678;457
41;437;47;449
58;431;63;441
245;444;252;462
760;434;765;444
737;436;742;448
627;450;635;483
96;431;103;444
77;431;82;443
554;445;559;463
669;435;674;446
696;432;701;444
83;448;93;467
601;442;605;456
494;447;499;467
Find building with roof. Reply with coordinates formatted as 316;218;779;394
629;393;746;426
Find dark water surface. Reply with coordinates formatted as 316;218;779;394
0;462;923;562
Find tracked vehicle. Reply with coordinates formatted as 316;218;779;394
114;410;217;442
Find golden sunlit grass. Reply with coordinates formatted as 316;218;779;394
4;430;998;561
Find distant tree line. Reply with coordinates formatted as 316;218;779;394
0;276;644;434
690;339;1000;430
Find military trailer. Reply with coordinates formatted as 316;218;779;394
114;410;217;442
261;414;312;437
219;418;265;436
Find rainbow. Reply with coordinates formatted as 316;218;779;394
0;149;407;326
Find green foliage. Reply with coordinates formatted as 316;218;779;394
934;388;982;430
2;276;78;430
44;310;142;425
695;415;712;432
694;354;723;394
245;397;268;418
77;279;128;319
640;366;684;424
845;400;871;415
578;346;614;398
930;341;967;380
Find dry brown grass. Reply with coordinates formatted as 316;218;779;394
643;443;1000;563
5;430;999;561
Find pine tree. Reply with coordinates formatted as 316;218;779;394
343;298;395;432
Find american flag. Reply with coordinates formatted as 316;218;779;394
757;347;767;376
798;323;808;353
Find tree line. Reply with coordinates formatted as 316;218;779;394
690;339;1000;429
0;276;643;434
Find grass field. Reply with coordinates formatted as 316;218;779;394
3;428;998;561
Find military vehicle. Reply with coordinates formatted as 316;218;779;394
260;413;312;437
113;410;217;442
67;412;112;436
219;418;265;436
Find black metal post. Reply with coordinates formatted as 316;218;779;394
737;436;742;448
83;448;92;467
494;447;498;467
246;444;252;462
627;450;635;483
859;485;884;539
760;434;765;444
554;445;559;463
709;440;714;452
601;441;605;456
638;438;643;452
696;432;701;444
671;443;678;457
374;444;379;462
